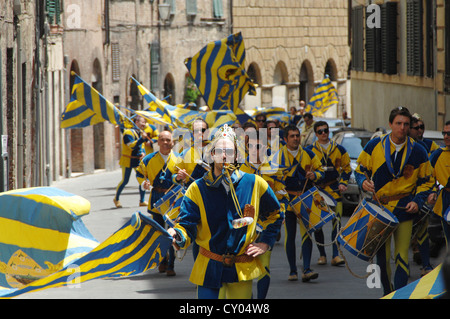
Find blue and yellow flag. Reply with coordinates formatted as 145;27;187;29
61;72;134;129
305;76;339;117
2;212;172;298
130;77;237;129
0;187;99;297
185;32;256;124
382;264;446;299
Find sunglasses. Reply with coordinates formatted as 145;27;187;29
411;125;425;130
316;128;329;135
248;143;263;150
194;128;207;134
442;131;450;137
214;148;235;157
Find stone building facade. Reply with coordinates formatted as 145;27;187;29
233;0;351;117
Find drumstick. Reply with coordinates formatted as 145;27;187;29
176;166;195;182
364;171;383;207
302;167;313;194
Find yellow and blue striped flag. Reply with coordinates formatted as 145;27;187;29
382;264;446;299
61;72;134;129
305;76;339;117
185;32;256;124
1;212;172;298
130;77;237;129
0;187;99;296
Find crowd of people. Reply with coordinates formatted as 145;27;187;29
112;104;450;299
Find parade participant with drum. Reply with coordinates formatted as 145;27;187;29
428;120;450;247
307;121;352;266
240;130;286;299
136;129;178;276
270;125;324;282
355;106;434;296
168;125;282;299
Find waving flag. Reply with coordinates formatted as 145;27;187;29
305;76;339;117
382;264;446;299
0;187;98;296
61;72;134;129
185;32;256;124
2;212;172;298
130;77;237;129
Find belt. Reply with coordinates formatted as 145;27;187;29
199;247;254;267
152;187;169;193
377;193;410;205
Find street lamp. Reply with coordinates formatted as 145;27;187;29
158;3;171;24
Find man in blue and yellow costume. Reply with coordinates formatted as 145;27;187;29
168;124;282;299
240;130;286;299
355;106;434;296
136;129;178;276
428;120;450;247
270;124;324;282
114;116;148;208
307;120;352;266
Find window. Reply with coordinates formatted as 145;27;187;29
213;0;223;18
111;43;120;82
351;6;364;71
46;0;61;25
186;0;197;16
381;2;398;75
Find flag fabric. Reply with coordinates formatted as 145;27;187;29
130;77;237;129
61;72;134;129
2;212;172;298
253;107;290;126
185;32;256;124
305;76;339;117
0;187;99;296
382;264;446;299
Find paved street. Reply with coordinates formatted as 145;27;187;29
16;169;446;299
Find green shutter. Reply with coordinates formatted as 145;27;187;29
186;0;197;16
407;0;423;76
381;2;398;75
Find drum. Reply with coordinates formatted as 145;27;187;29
338;199;399;262
153;185;184;216
163;188;186;227
289;186;336;235
443;206;450;224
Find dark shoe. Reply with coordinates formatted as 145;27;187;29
166;269;176;276
158;263;167;273
302;269;319;282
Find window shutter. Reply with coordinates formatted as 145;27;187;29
407;0;423;76
150;42;160;91
381;2;398;75
111;43;120;82
351;6;364;71
365;21;381;72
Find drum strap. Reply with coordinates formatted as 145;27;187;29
377;193;410;205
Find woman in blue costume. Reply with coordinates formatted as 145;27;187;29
168;124;283;299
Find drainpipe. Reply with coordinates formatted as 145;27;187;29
14;0;24;189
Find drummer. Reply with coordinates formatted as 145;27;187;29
168;124;283;299
240;130;287;299
428;120;450;248
270;124;324;282
306;121;352;266
355;106;434;296
136;129;178;276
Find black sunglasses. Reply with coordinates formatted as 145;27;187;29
316;128;329;135
442;131;450;137
411;125;425;130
